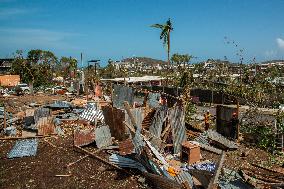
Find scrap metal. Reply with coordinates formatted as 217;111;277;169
109;154;147;172
118;138;135;155
169;104;187;154
113;85;134;109
95;125;112;148
149;107;167;139
80;106;104;123
37;116;55;136
7;139;38;158
74;128;96;147
206;130;238;149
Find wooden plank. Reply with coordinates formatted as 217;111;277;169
3;105;6;129
66;155;89;168
208;151;226;189
0;136;47;140
74;145;128;173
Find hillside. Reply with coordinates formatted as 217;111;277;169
122;57;167;65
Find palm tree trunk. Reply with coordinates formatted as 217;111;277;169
167;30;170;66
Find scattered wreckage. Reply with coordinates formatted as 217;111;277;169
1;84;284;189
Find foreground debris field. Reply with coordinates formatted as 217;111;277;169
1;86;284;189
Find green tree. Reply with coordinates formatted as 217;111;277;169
151;18;173;66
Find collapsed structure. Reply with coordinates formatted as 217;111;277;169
1;84;284;189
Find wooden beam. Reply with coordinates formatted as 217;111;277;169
66;155;89;168
0;136;47;140
208;151;226;189
3;105;6;129
74;145;126;172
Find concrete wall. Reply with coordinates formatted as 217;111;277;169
0;75;20;87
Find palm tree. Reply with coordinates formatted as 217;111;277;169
151;18;173;66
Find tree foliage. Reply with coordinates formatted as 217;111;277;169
151;18;173;65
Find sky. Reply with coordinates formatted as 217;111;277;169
1;0;284;66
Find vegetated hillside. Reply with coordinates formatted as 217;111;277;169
261;59;284;64
122;57;167;65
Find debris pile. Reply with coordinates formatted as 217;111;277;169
1;84;284;188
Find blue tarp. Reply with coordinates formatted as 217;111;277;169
7;139;38;159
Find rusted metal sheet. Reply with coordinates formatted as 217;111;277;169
102;105;129;141
34;108;50;123
118;138;135;155
73;128;96;147
37;117;55;136
169;104;187;154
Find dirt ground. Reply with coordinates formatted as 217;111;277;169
0;135;143;189
1;94;283;189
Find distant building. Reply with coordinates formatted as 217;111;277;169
0;58;14;74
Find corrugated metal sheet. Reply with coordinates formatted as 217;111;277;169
109;154;147;172
95;125;112;148
207;130;238;149
73;128;96;146
102;106;128;141
7;139;38;159
174;171;194;188
125;107;145;154
34;108;50;123
47;101;71;109
161;167;194;188
169;104;187;154
149;107;167;138
148;92;161;108
113;85;134;109
80;106;104;123
37;116;55;136
119;138;135;155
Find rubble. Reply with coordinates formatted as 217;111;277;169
1;85;284;189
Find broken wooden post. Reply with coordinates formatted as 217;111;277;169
3;104;6;129
207;151;226;189
237;100;240;141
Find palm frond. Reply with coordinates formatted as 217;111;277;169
150;24;164;29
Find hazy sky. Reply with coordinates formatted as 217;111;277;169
1;0;284;66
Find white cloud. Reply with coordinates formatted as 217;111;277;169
0;8;29;17
276;38;284;50
264;50;277;59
